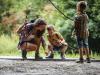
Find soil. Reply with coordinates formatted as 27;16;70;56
0;59;100;75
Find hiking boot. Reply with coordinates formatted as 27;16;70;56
86;58;91;63
35;52;43;60
22;50;27;60
46;53;54;59
60;52;66;60
76;58;84;63
61;56;66;60
35;56;43;60
22;57;27;60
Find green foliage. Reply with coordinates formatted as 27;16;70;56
0;34;19;55
0;0;100;55
87;0;100;38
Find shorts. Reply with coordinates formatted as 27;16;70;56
77;36;89;48
19;38;35;46
53;44;63;51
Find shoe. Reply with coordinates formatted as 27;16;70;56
35;56;43;60
35;52;43;60
22;57;27;60
46;54;54;59
61;56;66;60
60;52;66;60
86;58;91;63
76;58;84;63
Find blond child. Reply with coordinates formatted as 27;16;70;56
46;25;68;59
74;1;90;63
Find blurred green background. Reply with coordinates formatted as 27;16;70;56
0;0;100;59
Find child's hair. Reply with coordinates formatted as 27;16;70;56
77;1;87;13
34;18;47;26
47;25;55;31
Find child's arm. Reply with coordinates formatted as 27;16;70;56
41;36;46;51
55;32;65;43
71;20;76;38
71;16;81;38
56;33;68;47
71;29;76;38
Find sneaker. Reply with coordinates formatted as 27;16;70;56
61;56;66;60
76;58;84;63
35;56;43;60
46;54;54;59
35;52;43;60
86;58;91;63
22;57;27;60
60;53;66;60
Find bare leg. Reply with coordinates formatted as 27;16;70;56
46;45;54;59
84;48;91;63
21;42;37;51
35;38;43;59
79;48;84;59
48;45;54;54
60;44;68;59
21;42;37;60
85;48;90;58
76;48;84;63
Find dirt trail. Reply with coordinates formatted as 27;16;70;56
0;59;100;75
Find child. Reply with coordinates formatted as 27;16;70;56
46;25;68;59
17;18;47;60
74;1;90;63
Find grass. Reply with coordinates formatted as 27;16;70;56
0;34;100;60
0;49;100;60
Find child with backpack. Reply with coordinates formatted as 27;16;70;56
17;18;47;60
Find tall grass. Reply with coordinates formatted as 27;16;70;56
0;34;45;57
0;34;100;60
0;34;20;56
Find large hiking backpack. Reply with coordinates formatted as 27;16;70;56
17;20;35;49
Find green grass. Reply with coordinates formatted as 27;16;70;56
0;34;100;60
0;49;100;60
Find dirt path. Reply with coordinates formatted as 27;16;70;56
0;59;100;75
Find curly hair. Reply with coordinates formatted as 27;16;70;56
34;18;47;26
47;25;55;31
77;1;87;13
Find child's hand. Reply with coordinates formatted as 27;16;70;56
45;51;48;56
71;31;76;39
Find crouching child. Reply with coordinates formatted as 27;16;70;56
46;25;68;59
17;18;47;60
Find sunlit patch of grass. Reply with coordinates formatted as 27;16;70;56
0;35;19;56
0;35;100;60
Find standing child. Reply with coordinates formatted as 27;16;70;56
46;25;68;59
74;1;91;63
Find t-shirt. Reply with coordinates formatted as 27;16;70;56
74;13;89;38
47;32;64;46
